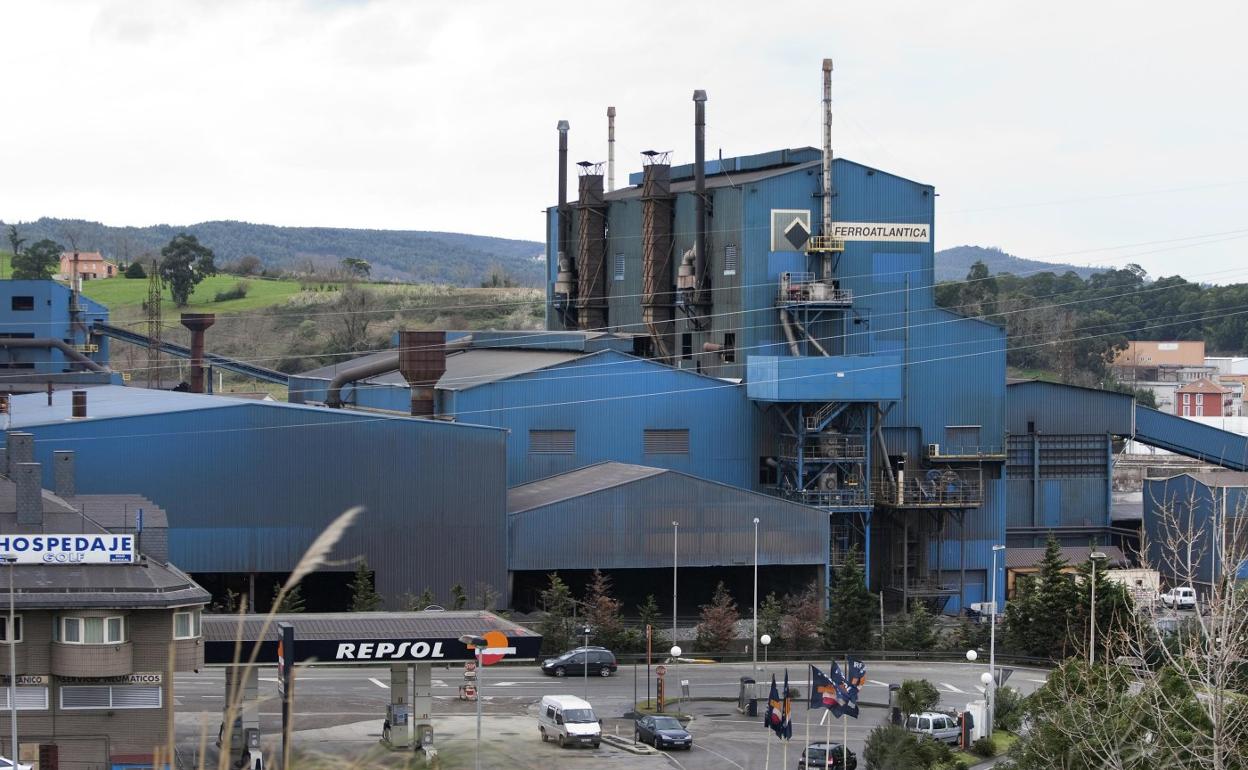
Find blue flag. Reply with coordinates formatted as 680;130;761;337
780;669;793;739
847;656;867;688
810;665;836;711
763;675;785;737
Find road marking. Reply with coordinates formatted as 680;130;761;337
368;678;389;689
939;682;965;693
869;679;890;687
690;742;744;769
1025;678;1047;684
259;677;279;683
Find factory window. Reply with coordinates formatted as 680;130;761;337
0;615;21;643
724;244;738;276
644;429;690;455
173;609;201;640
0;686;48;711
57;615;125;645
724;333;736;363
681;333;692;361
614;253;625;281
529;430;575;454
10;296;34;311
61;685;161;710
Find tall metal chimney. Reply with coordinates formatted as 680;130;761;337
575;163;609;331
641;152;675;361
607;107;616;192
692;90;710;317
821;58;835;279
553;120;577;329
180;313;216;394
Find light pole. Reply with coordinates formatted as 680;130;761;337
2;555;16;764
760;634;771;667
980;671;993;740
458;634;487;770
752;517;760;672
672;521;679;645
988;544;1005;737
1089;551;1108;665
670;645;681;711
579;625;592;701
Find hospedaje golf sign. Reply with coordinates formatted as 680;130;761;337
0;534;136;564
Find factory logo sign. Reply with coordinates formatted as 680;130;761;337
0;534;135;565
335;641;447;660
829;222;930;243
771;210;812;252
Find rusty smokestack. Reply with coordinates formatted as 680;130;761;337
641;152;675;361
575;163;608;330
693;90;710;316
180;313;216;394
71;389;87;418
398;330;447;417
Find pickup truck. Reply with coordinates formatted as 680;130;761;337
1160;586;1197;610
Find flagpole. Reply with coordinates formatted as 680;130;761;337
782;678;789;769
805;665;812;762
765;723;772;770
843;654;850;770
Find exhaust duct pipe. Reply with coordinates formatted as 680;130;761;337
692;90;709;317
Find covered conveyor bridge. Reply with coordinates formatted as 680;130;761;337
202;611;541;759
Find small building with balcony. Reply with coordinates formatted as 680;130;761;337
0;433;209;770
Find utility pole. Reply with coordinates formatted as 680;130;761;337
146;260;162;388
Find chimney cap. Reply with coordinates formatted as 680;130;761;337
823;58;833;71
607;106;616;117
692;90;707;102
557;120;570;132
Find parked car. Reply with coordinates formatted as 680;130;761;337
634;714;692;750
541;646;618;677
537;694;601;748
1161;586;1197;610
905;712;962;745
798;742;857;769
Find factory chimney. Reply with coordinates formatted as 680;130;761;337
575;162;608;330
641;151;675;361
553;120;577;328
692;90;710;318
180;313;216;394
398;330;447;417
821;58;835;279
607;107;616;192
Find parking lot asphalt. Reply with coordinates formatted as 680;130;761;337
176;659;1050;769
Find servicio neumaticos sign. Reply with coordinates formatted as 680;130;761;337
828;222;930;243
0;534;136;564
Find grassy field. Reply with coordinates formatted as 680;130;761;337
80;273;306;312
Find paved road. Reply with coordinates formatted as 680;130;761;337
176;659;1050;769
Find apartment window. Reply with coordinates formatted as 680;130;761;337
1196;393;1204;407
10;296;33;312
529;429;575;454
0;686;48;711
61;685;161;710
0;615;21;643
681;333;693;361
173;609;201;640
644;429;690;455
723;244;738;276
613;253;625;281
724;333;736;363
1183;393;1191;404
58;615;125;645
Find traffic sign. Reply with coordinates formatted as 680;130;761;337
656;665;667;677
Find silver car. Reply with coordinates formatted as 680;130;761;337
905;712;961;745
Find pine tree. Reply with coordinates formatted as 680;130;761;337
349;560;384;611
636;594;669;655
537;573;574;655
1073;554;1135;660
823;546;876;650
695;581;740;653
403;587;437;611
884;601;938;651
759;592;785;649
585;569;626;651
450;583;468;610
272;583;306;613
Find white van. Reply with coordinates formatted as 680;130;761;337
538;694;601;748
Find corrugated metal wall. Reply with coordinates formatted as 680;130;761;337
6;402;509;606
1135;407;1248;470
449;350;760;488
1006;381;1134;436
1144;474;1246;586
509;471;828;571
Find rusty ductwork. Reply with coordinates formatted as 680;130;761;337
575;168;608;330
399;330;447;417
641;156;675;361
180;313;216;394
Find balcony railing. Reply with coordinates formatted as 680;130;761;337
873;474;984;508
776;437;867;461
764;485;872;509
805;235;846;253
777;273;852;306
927;444;1007;461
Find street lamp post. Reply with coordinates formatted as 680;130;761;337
988;544;1005;737
670;645;681;711
672;522;679;645
752;517;760;672
2;555;16;764
760;634;771;667
580;625;592;701
458;634;487;770
1089;551;1108;665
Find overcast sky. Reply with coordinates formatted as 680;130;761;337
2;0;1246;280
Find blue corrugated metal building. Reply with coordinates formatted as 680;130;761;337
0;280;114;390
1143;471;1248;588
0;385;509;608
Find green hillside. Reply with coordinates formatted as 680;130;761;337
81;274;305;313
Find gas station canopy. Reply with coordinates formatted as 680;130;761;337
202;610;542;666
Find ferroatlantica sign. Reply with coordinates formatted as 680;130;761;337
829;222;930;243
0;534;136;564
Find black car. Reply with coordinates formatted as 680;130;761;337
798;742;857;770
634;715;692;750
541;647;618;677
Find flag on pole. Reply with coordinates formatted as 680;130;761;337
763;675;786;738
780;669;793;739
809;665;838;713
847;656;867;688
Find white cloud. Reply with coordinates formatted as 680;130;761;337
1;0;1245;279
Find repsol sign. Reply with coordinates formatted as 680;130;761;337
205;634;544;666
0;535;135;564
335;641;445;660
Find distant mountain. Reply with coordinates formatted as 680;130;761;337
936;245;1103;282
1;217;545;286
